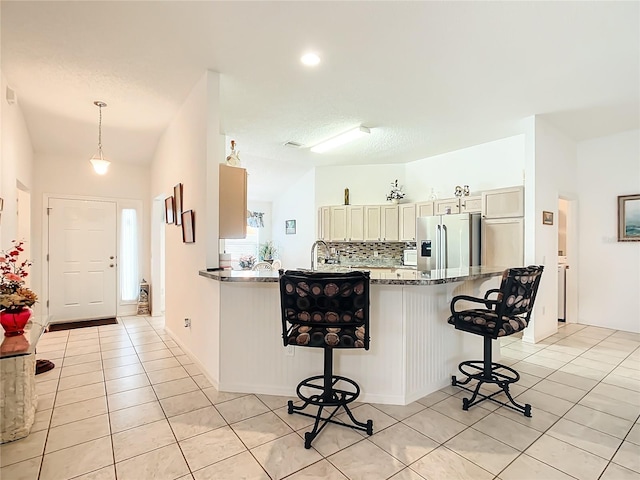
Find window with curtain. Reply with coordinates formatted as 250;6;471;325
120;208;139;302
223;226;259;266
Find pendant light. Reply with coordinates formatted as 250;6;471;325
89;101;110;174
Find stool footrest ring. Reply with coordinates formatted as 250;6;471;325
289;374;373;448
452;361;532;417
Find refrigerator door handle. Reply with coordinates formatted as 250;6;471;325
436;224;441;269
442;224;448;269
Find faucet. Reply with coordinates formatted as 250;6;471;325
311;240;330;271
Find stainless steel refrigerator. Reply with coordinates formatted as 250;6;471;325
416;213;481;271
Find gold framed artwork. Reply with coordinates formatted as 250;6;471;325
618;194;640;242
542;211;553;225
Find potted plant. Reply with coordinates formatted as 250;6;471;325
258;241;278;263
0;241;38;336
386;179;405;204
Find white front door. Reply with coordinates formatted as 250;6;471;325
48;198;117;321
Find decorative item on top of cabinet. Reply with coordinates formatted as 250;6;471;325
226;140;241;167
482;186;524;218
386;179;405;204
454;186;463;197
219;164;247;239
344;188;350;205
463;185;470;196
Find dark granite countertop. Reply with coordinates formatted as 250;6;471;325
199;266;505;285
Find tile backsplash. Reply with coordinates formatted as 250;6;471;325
319;241;417;266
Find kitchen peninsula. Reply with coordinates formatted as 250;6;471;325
200;266;504;405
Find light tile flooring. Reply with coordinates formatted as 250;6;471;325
1;318;639;480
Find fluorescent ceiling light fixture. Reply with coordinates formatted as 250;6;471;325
310;126;371;153
301;52;320;66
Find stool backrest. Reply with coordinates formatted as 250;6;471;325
279;270;371;350
495;265;544;321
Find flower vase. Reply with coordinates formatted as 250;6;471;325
391;198;399;205
0;308;32;337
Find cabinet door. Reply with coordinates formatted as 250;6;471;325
330;206;348;241
364;206;381;241
416;201;434;217
381;205;399;241
460;195;482;213
482;186;524;218
347;206;364;241
318;207;330;241
435;198;460;215
482;218;524;267
219;165;247;239
398;203;417;241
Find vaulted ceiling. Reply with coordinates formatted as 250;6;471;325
2;2;638;200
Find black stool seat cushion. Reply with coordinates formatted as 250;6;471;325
447;309;527;337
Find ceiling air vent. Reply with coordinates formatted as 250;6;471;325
283;141;302;148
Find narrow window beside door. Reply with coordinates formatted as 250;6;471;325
120;208;139;302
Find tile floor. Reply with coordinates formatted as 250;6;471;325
1;318;639;480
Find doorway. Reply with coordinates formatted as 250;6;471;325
558;196;577;323
151;196;166;316
47;197;117;321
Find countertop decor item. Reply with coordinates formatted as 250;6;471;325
239;255;256;270
386;179;405;203
0;241;38;336
259;241;278;262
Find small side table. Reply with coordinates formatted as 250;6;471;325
0;317;48;443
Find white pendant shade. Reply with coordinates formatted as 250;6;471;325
89;100;110;174
90;150;110;175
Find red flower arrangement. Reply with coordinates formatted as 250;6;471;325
0;241;37;312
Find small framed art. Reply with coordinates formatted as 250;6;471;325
542;211;553;226
618;194;640;242
285;219;296;235
174;183;183;225
164;196;175;224
182;210;195;243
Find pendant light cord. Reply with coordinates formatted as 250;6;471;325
98;104;102;150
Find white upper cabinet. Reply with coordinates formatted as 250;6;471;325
330;206;348;241
363;206;382;241
482;186;524;218
416;201;434;217
381;205;399;241
435;198;460;215
482;217;524;267
347;206;364;241
460;195;482;213
318;206;330;241
399;203;417;241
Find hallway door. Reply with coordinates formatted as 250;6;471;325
48;198;117;321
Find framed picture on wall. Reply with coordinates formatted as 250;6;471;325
182;210;195;243
174;183;183;226
618;194;640;242
542;211;554;225
164;196;175;224
285;219;296;235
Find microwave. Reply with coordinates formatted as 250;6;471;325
403;249;417;266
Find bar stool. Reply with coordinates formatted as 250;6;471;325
278;269;373;448
448;265;544;417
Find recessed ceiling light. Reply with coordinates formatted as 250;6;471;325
301;52;320;66
310;126;371;153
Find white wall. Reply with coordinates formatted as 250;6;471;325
406;135;526;201
576;130;640;332
315;164;405;207
150;71;224;383
1;74;34;248
272;169;316;269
